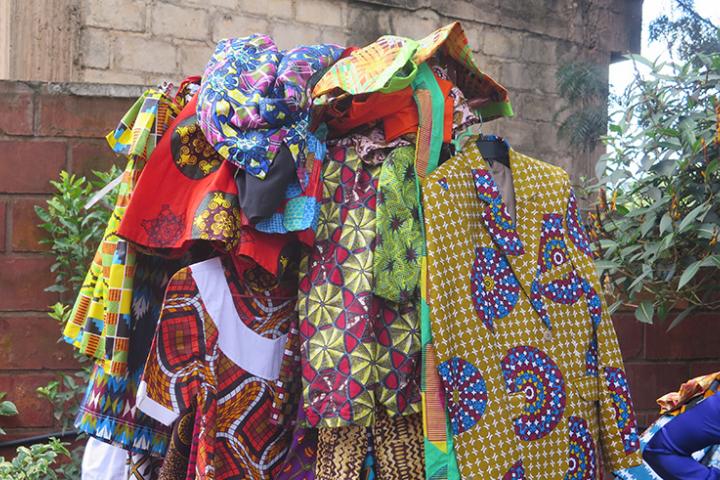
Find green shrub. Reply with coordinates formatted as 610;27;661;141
591;52;720;326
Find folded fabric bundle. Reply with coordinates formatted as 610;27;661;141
197;34;343;179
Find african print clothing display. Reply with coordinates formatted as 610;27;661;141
422;143;642;478
65;89;180;376
65;17;646;480
298;144;421;428
137;256;297;480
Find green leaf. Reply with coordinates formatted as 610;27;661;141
678;203;708;232
667;306;696;331
635;301;655;324
700;255;720;268
677;260;702;290
0;400;18;416
659;213;673;234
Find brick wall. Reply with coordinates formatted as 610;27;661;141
0;80;142;444
615;311;720;429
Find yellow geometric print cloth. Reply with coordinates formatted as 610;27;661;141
63;90;179;376
422;143;642;478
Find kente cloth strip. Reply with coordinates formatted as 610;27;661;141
137;257;297;480
411;68;461;480
298;144;421;428
422;142;642;478
312;22;512;122
315;412;425;480
64;89;180;377
197;34;343;178
74;254;188;456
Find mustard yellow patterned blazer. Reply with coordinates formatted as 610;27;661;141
423;144;642;479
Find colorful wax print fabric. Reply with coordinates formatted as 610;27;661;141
298;145;421;428
119;94;323;265
374;146;422;303
328;126;413;166
157;410;195;480
76;362;170;456
274;400;317;480
137;257;297;480
315;412;424;480
312;22;512;122
422;142;642;478
197;34;342;178
74;254;188;456
64;89;179;376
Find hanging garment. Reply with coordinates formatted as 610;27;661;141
422;142;642;478
157;410;195;480
81;437;129;480
315;412;425;480
274;398;318;480
129;453;163;480
64;89;181;376
312;22;512;122
197;35;343;179
117;94;321;265
74;254;189;457
298;145;421;428
373;146;423;303
326;87;419;140
137;256;297;480
403;65;463;480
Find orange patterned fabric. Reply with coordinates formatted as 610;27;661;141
658;371;720;415
138;257;297;479
312;22;512;122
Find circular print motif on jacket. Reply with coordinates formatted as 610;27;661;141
566;189;593;258
501;345;566;441
437;357;488;435
471;247;520;332
191;191;241;248
566;416;597;480
502;460;526;480
171;115;223;179
538;213;569;274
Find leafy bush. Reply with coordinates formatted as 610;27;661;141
35;168;120;296
0;439;71;480
590;52;720;326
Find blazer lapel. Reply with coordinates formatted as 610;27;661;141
470;147;549;327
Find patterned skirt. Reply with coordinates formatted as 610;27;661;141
75;362;170;456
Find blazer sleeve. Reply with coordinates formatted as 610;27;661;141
562;178;643;472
